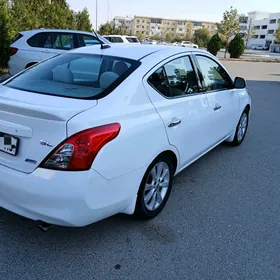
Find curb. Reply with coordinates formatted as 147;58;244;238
219;58;280;63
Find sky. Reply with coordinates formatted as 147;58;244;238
68;0;280;28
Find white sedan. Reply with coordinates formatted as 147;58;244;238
0;44;251;227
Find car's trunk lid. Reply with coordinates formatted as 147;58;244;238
0;85;97;173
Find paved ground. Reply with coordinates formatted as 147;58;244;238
1;62;280;279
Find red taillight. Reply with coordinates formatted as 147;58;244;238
39;123;121;171
10;47;18;56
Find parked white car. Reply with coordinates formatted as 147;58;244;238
103;35;140;44
0;44;251;227
8;29;110;76
181;41;199;48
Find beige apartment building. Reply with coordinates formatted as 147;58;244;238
131;16;217;39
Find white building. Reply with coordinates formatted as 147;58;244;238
247;11;280;50
111;16;134;35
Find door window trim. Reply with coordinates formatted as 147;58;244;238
192;54;235;94
145;54;204;100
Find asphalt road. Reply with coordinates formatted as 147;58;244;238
1;62;280;279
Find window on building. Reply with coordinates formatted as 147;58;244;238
142;26;145;29
172;28;174;31
136;25;139;28
142;20;145;23
262;25;267;29
254;26;260;30
137;20;140;23
151;19;162;24
179;28;183;31
268;30;274;34
260;35;266;39
167;22;170;25
269;19;276;24
252;35;258;39
178;21;183;25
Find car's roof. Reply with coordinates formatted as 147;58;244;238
70;44;206;60
21;29;96;36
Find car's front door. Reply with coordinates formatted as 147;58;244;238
194;54;240;142
144;55;214;170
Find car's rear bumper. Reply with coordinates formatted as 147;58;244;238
0;164;144;227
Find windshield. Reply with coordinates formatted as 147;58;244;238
126;37;139;43
5;53;140;99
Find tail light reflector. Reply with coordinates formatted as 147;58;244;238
39;123;121;171
10;47;18;56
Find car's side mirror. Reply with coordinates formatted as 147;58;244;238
234;77;246;89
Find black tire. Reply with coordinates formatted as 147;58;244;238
134;156;174;219
231;108;249;146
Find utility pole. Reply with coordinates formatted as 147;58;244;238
96;0;98;31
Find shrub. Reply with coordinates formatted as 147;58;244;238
207;34;222;56
228;34;245;58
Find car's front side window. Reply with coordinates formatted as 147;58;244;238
111;37;124;43
196;55;233;92
53;33;75;50
148;56;199;98
78;35;100;46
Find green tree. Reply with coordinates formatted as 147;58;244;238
150;34;163;41
228;34;244;58
119;21;127;35
98;22;113;35
136;31;144;41
217;7;240;57
0;0;12;68
207;34;222;56
165;32;173;42
275;26;280;43
75;8;92;31
193;28;210;48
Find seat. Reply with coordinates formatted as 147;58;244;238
113;62;129;76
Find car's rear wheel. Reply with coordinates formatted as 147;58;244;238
231;109;249;146
134;156;174;219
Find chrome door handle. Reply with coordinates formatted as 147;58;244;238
213;105;221;111
168;119;181;128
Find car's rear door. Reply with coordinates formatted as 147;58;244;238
193;54;240;142
143;54;214;170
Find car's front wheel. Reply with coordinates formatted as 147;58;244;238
231;108;249;146
134;156;174;219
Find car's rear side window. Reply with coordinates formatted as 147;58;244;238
11;33;23;44
27;32;77;50
27;33;51;48
111;37;124;43
78;35;100;46
5;53;141;99
126;37;139;43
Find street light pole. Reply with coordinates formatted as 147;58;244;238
96;0;98;31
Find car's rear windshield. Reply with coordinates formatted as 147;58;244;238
126;37;139;43
5;53;141;99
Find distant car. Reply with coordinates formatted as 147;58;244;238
8;29;110;76
172;42;180;46
142;40;157;45
103;35;140;44
0;44;251;227
181;41;198;48
251;45;265;50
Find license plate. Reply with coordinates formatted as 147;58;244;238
0;132;19;156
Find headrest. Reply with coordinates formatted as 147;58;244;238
53;65;74;84
113;61;129;75
99;72;119;90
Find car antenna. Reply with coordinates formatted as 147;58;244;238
92;28;110;49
